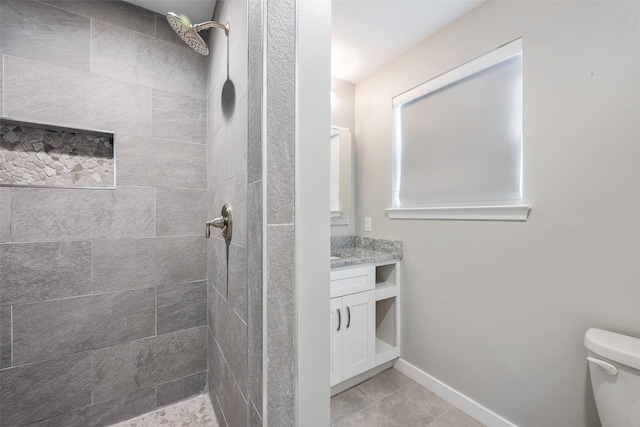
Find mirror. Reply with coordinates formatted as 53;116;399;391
330;126;352;225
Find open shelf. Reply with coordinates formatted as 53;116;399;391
375;338;399;365
375;263;398;300
375;297;400;365
375;282;396;300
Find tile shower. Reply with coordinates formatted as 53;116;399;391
0;0;211;425
0;0;286;424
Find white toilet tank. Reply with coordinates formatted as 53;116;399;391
584;328;640;427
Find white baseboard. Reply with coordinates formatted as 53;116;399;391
394;358;518;427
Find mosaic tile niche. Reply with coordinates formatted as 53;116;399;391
0;118;115;188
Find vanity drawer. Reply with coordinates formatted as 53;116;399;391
330;266;375;298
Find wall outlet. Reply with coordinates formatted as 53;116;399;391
364;217;372;232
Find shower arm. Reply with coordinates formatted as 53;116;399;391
194;21;230;36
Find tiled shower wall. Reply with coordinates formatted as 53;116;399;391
0;1;208;426
205;0;264;425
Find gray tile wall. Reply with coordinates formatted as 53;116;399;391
0;1;208;425
206;0;264;425
265;0;297;425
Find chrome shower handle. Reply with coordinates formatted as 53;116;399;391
205;203;233;241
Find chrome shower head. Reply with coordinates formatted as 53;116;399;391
166;12;229;56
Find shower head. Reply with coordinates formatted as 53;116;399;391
166;12;229;56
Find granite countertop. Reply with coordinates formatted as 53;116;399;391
331;236;403;269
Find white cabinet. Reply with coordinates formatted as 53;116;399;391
330;290;376;386
330;262;401;388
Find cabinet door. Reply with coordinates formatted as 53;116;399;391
330;297;343;387
341;290;375;380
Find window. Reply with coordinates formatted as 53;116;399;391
387;38;530;221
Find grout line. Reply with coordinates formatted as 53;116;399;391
10;305;14;366
149;88;153;137
154;286;158;337
215;395;229;427
153;186;157;238
91;351;95;405
90;240;94;294
5;325;207;371
89;18;93;73
2;54;4;117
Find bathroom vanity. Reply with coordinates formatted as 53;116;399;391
330;237;402;392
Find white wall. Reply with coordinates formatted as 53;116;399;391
354;2;640;426
296;0;331;425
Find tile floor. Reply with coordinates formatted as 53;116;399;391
110;394;218;427
331;368;486;427
110;368;483;427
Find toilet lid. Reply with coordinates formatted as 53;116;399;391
584;328;640;371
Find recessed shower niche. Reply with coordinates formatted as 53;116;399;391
0;117;115;189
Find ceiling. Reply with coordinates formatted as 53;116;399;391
124;1;483;84
123;0;216;24
332;0;484;84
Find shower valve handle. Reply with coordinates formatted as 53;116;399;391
206;203;233;241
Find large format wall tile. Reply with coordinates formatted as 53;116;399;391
0;352;92;426
156;371;207;407
93;326;207;402
223;0;249;104
0;241;91;305
267;224;295;427
207;329;221;407
266;0;295;228
228;243;248;322
0;55;4;117
250;401;263;427
42;0;156;36
156;188;207;237
211;173;248;247
12;288;156;365
225;95;249;181
209;285;248;397
91;20;206;99
3;55;151;136
0;1;90;72
151;89;207;143
248;180;263;412
208;128;228;188
157;281;207;335
206;96;249;185
210;333;248;427
117;135;207;189
207;235;227;296
206;232;247;322
0;188;9;243
92;236;206;293
31;389;156;427
10;187;155;242
247;0;263;185
0;306;11;368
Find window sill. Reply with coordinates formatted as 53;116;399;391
386;205;531;221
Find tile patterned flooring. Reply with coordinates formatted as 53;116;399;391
110;369;484;426
332;368;486;427
110;394;218;427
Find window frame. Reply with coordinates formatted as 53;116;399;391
386;38;530;221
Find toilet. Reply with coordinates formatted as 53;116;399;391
584;328;640;427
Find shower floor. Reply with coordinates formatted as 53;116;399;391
110;394;218;427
